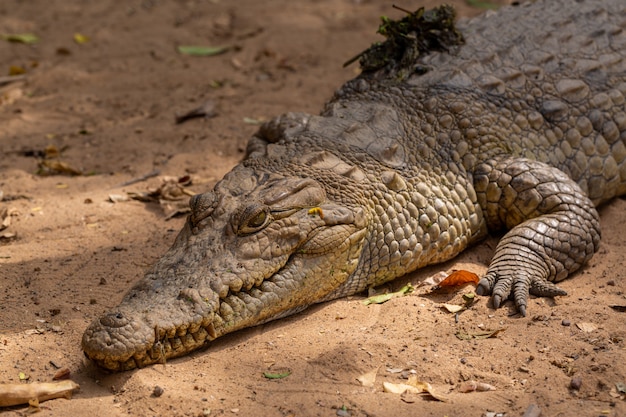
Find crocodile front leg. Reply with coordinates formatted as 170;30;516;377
473;157;601;316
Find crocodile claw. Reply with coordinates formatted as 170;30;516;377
476;271;567;317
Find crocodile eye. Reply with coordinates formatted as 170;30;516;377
248;210;266;228
236;206;271;235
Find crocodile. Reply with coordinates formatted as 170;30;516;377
82;0;626;371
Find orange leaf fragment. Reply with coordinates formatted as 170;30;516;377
438;270;479;287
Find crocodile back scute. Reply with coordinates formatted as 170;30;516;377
412;0;626;89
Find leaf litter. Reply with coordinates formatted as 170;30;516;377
363;283;414;305
356;367;379;387
1;33;39;44
177;45;229;56
382;375;449;402
126;176;196;218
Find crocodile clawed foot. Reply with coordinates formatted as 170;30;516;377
477;271;568;317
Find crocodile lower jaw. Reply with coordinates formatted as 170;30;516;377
83;314;218;371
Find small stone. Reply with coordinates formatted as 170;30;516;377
561;319;571;326
336;408;351;417
152;385;164;397
607;280;616;286
570;375;582;390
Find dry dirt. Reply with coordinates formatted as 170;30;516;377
1;0;625;416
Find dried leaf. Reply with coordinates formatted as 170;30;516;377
262;370;291;379
108;194;130;203
363;284;413;305
156;178;194;201
438;270;479;287
382;381;421;395
458;380;496;393
575;322;598;333
2;33;39;44
9;65;26;75
357;367;379;387
0;232;16;240
441;303;465;313
73;33;89;44
406;375;449;402
127;192;153;202
27;397;40;412
177;45;229;56
37;160;82;176
0;380;79;407
243;117;264;125
455;328;506;340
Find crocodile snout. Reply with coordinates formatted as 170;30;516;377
82;309;156;371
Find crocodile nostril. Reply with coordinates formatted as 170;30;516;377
190;192;218;226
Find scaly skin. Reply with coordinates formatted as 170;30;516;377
82;0;626;370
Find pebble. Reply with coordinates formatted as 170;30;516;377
152;385;164;397
336;408;351;417
570;375;583;390
561;319;571;326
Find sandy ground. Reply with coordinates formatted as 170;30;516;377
1;0;625;416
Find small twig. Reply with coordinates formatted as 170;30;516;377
0;75;26;86
392;4;413;14
115;169;161;188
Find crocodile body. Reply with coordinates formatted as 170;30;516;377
83;0;626;371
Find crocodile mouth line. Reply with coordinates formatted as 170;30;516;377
86;321;219;371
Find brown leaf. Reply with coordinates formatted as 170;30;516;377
37;160;82;176
357;367;379;387
439;270;479;287
406;375;449;402
575;322;598;333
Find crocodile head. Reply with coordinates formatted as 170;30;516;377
82;163;368;370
